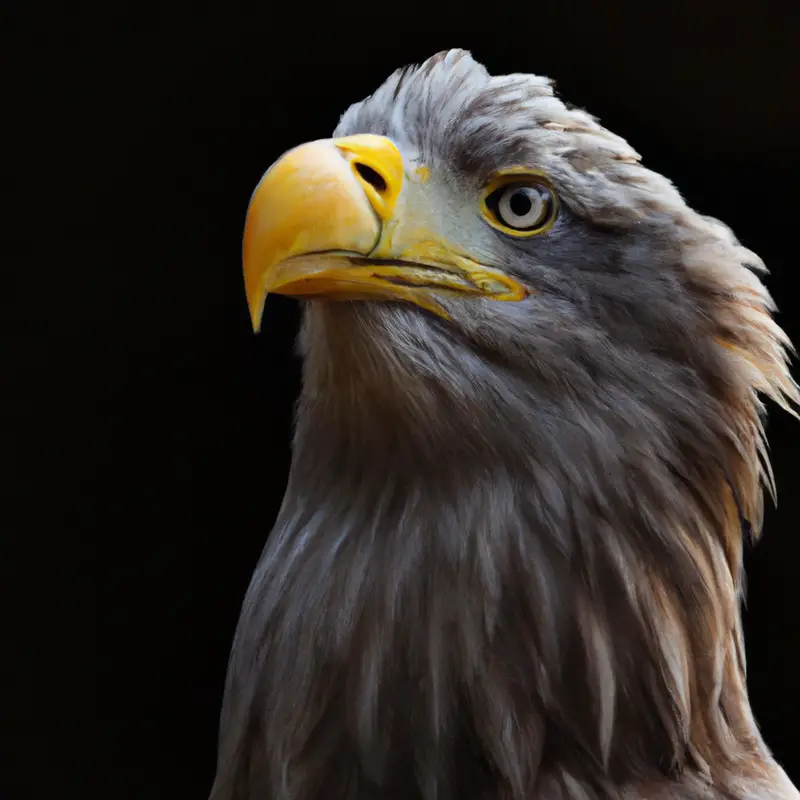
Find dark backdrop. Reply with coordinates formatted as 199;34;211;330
9;2;799;798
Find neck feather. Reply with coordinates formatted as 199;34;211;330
213;303;792;800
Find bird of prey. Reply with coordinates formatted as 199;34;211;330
212;50;799;800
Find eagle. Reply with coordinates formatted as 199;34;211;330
211;50;799;800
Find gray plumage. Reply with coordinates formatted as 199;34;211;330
211;50;799;800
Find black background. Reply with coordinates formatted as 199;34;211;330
9;2;799;798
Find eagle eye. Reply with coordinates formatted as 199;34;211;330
481;175;558;237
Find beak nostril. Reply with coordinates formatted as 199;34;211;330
353;162;388;194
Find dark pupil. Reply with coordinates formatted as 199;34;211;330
509;189;533;217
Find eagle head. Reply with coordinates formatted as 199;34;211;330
217;50;799;800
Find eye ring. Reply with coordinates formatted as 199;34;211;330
481;173;558;237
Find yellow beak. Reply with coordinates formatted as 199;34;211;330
242;133;526;332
